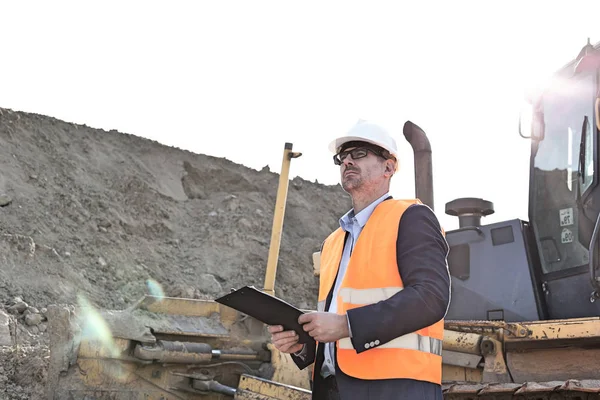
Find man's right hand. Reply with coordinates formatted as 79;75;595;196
268;325;304;354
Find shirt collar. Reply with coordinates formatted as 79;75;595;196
340;192;391;231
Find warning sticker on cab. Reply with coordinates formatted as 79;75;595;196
560;208;574;227
561;228;574;243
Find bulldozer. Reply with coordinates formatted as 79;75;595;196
436;38;600;399
46;38;600;399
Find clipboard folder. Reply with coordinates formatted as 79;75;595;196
215;286;313;344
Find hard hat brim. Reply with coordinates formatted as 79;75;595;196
328;136;398;160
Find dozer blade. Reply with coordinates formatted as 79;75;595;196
46;295;311;399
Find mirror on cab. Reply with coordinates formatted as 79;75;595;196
518;101;533;139
519;96;545;142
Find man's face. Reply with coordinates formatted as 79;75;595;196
338;146;390;193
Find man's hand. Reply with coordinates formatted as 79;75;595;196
298;312;349;343
268;325;303;354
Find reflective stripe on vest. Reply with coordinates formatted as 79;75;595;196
339;286;403;305
339;334;442;355
318;287;403;311
337;286;442;355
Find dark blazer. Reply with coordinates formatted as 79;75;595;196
292;202;450;400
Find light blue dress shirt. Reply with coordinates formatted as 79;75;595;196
320;191;391;378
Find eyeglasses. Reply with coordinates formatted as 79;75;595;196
333;147;386;165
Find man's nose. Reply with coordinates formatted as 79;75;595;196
342;155;355;166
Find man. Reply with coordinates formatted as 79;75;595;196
269;120;450;400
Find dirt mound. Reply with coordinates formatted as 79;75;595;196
0;107;351;398
0;304;49;399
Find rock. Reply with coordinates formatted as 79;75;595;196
0;194;11;207
196;273;223;296
168;284;195;299
98;257;107;267
38;323;47;333
167;238;180;247
255;209;264;217
238;218;252;229
298;301;309;310
114;268;125;280
0;310;11;345
27;307;39;314
25;313;43;326
227;199;240;212
97;219;112;228
181;166;206;199
292;177;303;190
208;211;218;217
8;300;28;314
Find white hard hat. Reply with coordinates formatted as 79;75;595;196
328;119;399;159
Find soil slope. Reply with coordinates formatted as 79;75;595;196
0;107;351;398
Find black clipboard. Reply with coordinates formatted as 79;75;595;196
214;286;313;344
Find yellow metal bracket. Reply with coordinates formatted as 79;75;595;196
480;337;511;383
504;317;600;345
503;322;530;338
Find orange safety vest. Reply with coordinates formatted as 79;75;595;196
317;199;444;384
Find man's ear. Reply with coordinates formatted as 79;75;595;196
384;160;395;176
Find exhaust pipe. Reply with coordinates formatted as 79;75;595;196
403;121;434;210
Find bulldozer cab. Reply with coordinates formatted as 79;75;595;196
444;39;600;323
526;39;600;319
437;41;600;396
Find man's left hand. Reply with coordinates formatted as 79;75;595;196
298;312;349;343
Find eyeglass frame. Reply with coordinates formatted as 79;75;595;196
333;144;393;166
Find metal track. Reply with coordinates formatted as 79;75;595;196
443;380;600;399
442;320;600;399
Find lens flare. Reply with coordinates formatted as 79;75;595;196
76;294;120;358
146;278;165;299
72;295;138;384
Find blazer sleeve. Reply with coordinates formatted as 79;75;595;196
345;204;450;353
290;339;317;369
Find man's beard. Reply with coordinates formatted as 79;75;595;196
342;169;362;192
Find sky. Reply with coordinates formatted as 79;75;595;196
1;1;599;230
